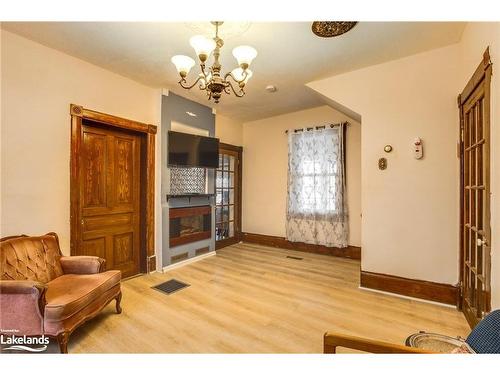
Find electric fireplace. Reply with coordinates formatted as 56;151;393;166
169;205;211;247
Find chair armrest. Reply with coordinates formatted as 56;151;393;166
60;256;106;274
0;279;47;295
324;332;435;354
0;280;47;335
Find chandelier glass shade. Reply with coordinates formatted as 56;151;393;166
231;67;253;84
171;22;257;103
189;35;216;60
171;55;195;77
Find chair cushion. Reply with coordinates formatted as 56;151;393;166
44;271;121;321
466;310;500;354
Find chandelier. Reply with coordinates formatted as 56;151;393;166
171;22;257;103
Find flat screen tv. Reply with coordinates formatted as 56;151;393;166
168;131;219;168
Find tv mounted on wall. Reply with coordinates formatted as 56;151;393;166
168;131;219;168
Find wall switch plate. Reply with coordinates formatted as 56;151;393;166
378;157;387;170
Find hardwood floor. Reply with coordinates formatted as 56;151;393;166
69;243;470;353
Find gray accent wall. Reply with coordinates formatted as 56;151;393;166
161;92;216;268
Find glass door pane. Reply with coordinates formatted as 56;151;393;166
215;145;240;247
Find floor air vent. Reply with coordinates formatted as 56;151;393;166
286;255;303;260
152;279;190;295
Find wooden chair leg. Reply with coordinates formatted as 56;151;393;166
57;332;69;354
324;343;337;354
115;291;122;314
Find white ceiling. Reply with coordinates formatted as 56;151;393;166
2;22;466;122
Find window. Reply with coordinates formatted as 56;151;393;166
290;153;342;216
286;126;348;247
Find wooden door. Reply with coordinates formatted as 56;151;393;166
77;121;142;278
215;143;242;249
459;49;492;328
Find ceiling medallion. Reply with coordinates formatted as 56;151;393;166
184;22;251;41
171;21;257;104
311;21;358;38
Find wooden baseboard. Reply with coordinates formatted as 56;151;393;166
241;232;361;260
360;270;459;306
216;234;241;250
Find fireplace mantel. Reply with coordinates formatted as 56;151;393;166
166;193;214;202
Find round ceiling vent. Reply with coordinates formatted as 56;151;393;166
311;21;358;38
265;85;277;93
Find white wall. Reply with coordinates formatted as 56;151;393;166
308;45;461;285
0;30;162;258
242;105;362;247
459;22;500;309
215;114;243;146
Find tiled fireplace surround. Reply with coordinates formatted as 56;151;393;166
165;172;215;266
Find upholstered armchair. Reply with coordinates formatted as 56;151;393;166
324;310;500;354
323;332;432;354
0;232;122;353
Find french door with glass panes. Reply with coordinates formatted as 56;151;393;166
459;48;492;328
215;143;242;249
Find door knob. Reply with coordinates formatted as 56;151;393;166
477;238;488;246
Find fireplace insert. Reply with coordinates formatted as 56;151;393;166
169;206;211;247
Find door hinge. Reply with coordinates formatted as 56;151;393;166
457;127;464;158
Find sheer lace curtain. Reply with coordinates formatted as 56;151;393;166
286;126;348;248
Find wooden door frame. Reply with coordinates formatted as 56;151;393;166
70;104;157;273
457;48;492;324
215;142;243;250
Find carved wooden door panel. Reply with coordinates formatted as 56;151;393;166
78;122;141;278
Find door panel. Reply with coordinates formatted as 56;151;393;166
114;137;134;205
81;237;106;259
113;232;134;265
78;123;141;278
83;213;133;231
82;132;107;208
459;60;491;328
215;144;242;249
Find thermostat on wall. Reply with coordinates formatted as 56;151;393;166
414;138;423;159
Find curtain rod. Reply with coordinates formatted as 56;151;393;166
284;122;349;134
